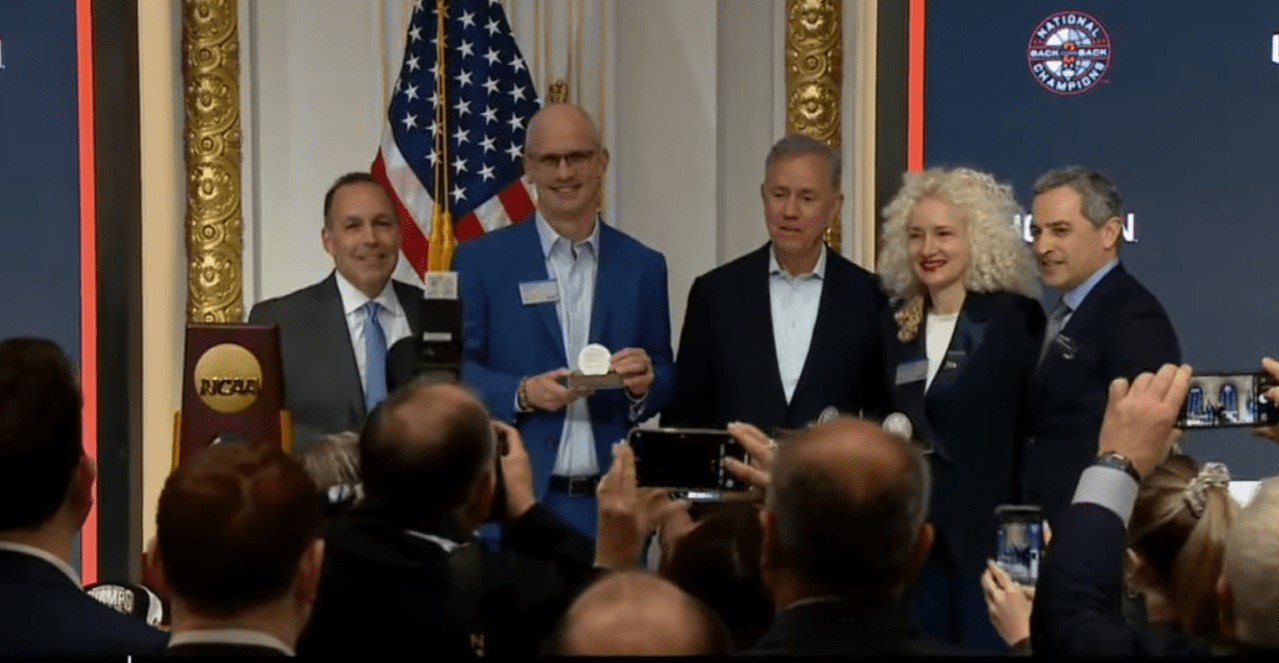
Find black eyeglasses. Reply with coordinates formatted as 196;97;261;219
527;149;597;170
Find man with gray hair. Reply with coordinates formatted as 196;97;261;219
724;416;973;655
1023;166;1179;524
665;134;888;433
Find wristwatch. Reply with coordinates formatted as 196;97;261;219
1095;451;1142;483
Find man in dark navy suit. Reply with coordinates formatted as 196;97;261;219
0;338;168;657
664;135;887;433
1023;167;1181;524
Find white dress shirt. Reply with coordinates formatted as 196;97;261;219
924;312;959;391
769;247;827;403
536;213;603;478
333;272;413;400
168;629;295;656
0;541;80;587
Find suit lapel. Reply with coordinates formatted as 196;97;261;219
890;325;929;437
925;294;990;400
513;218;568;365
317;273;365;420
790;246;838;413
746;246;787;408
589;222;615;345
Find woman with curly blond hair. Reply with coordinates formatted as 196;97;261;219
876;167;1045;650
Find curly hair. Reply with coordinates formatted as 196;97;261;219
877;167;1040;341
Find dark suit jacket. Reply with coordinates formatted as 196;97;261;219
0;549;169;656
296;503;595;658
248;272;423;451
746;599;981;656
664;244;888;432
879;291;1046;576
1022;264;1180;523
1031;502;1212;656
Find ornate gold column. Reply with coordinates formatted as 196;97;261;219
785;0;843;253
182;0;244;322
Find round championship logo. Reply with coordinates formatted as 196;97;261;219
193;343;263;414
1027;10;1112;96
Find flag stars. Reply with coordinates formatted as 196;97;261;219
459;10;476;28
427;90;440;108
479;163;496;182
452;185;467;203
507;114;525;132
454;98;472;117
483;48;501;66
406;54;421;72
404;84;419;101
481;105;498;124
485;18;501;36
459;40;474;58
408;24;422;43
453;156;468;173
509;84;527;103
482;77;500;94
453;127;471;145
510;55;526;72
426;119;440;136
426;149;440;167
455;69;473;88
505;143;523;161
480;134;497;153
401;112;418;130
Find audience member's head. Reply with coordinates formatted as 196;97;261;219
1126;454;1236;641
554;570;732;655
296;431;362;515
761;416;933;612
153;442;324;642
660;503;772;650
321;172;400;299
0;338;94;549
1220;477;1279;650
358;381;496;535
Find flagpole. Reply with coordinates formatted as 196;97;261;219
429;0;455;271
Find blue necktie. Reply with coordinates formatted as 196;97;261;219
364;300;388;412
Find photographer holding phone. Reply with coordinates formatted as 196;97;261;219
298;381;669;658
1029;364;1249;655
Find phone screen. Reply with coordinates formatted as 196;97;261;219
630;429;747;490
994;505;1044;587
1177;372;1279;429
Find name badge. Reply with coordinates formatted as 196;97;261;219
519;280;559;305
895;359;928;386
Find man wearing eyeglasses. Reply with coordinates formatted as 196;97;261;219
452;103;675;538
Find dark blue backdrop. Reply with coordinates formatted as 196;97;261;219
0;0;84;569
0;0;82;359
924;0;1279;478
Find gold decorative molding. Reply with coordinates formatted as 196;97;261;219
547;78;568;103
785;0;843;254
182;0;244;323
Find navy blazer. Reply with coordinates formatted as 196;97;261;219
248;273;423;452
453;217;675;534
1031;502;1212;656
0;550;169;656
747;599;984;656
1022;264;1180;524
664;244;888;432
879;291;1045;576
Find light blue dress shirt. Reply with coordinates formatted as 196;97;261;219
536;214;602;477
1058;257;1120;327
769;247;826;403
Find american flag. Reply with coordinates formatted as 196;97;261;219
373;0;541;280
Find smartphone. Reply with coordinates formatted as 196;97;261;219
994;505;1045;587
1176;371;1279;429
628;428;748;491
486;424;510;523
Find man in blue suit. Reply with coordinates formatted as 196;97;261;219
0;338;168;656
453;103;675;537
